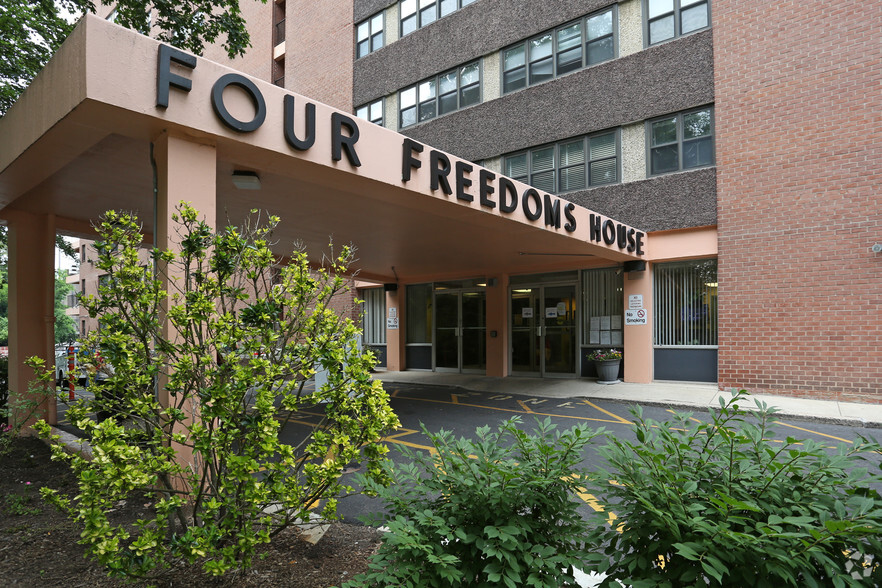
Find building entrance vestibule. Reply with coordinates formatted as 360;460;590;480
510;281;578;376
434;285;486;373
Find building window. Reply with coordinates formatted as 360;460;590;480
647;107;714;175
406;284;433;344
400;0;476;37
502;8;615;94
645;0;710;46
581;267;624;347
356;99;384;126
273;1;286;46
362;288;387;345
653;259;718;347
503;130;619;194
356;11;384;58
399;61;480;128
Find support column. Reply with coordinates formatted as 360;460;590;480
623;263;653;383
384;287;403;371
7;210;57;427
153;133;216;470
485;274;509;377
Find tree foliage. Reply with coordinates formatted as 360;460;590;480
0;0;76;115
0;0;261;117
54;270;77;344
35;204;399;577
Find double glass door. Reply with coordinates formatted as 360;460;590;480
510;284;577;376
435;289;486;373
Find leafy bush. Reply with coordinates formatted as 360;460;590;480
583;390;882;587
0;357;51;456
348;417;604;588
34;204;399;578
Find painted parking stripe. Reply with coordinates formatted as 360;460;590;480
391;392;631;425
773;420;854;445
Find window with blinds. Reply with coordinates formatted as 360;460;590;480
653;259;718;347
362;288;386;345
502;7;616;94
582;268;624;346
503;130;619;194
399;61;481;129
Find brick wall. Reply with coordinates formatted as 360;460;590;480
286;0;355;111
714;1;882;402
327;279;360;324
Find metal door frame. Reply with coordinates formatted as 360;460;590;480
433;288;486;374
508;281;579;377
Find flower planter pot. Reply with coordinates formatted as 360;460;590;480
594;359;620;384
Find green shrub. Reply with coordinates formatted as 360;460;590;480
34;204;399;578
583;390;882;587
347;417;604;588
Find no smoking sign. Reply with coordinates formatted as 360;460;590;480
625;308;647;325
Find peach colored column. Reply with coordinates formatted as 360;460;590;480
485;275;509;377
153;133;217;472
623;264;653;383
384;288;403;371
7;210;57;427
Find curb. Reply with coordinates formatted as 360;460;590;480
44;425;93;460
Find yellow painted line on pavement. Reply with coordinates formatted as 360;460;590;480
392;393;627;425
570;480;620;530
666;409;703;424
380;427;438;454
774;420;853;444
517;400;535;414
583;400;632;425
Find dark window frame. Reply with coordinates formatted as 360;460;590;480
646;106;715;176
399;61;482;129
644;0;711;46
400;0;476;37
502;129;621;195
356;11;385;58
356;98;385;126
501;7;617;95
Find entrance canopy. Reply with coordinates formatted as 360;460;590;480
0;15;646;285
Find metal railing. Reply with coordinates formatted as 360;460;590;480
274;19;286;45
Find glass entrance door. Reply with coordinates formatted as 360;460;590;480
510;284;577;376
435;290;486;373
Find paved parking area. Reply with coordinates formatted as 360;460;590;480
331;382;882;523
53;381;882;524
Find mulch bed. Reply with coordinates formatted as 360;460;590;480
0;435;383;587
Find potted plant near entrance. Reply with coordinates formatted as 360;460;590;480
588;349;622;384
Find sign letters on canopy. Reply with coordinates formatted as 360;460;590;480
155;44;645;256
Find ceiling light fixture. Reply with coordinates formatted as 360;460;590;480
232;170;261;190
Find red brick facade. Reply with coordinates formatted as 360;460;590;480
284;0;355;112
714;1;882;402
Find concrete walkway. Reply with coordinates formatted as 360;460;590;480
374;371;882;428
